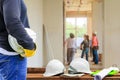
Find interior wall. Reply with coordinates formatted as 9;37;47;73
87;12;92;38
43;0;64;66
25;0;43;67
92;1;104;54
104;0;120;67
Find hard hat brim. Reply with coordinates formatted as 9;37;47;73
43;72;57;77
84;71;92;74
77;69;92;74
69;65;92;74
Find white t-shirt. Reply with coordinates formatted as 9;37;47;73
66;38;77;49
0;48;18;55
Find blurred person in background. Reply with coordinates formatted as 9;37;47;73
92;32;99;64
80;34;89;61
65;33;77;65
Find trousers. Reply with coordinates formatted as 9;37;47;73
92;49;99;64
67;48;76;64
81;48;89;61
0;53;27;80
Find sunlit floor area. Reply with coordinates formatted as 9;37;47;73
74;49;103;70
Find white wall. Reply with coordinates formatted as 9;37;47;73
92;1;104;54
25;0;43;67
104;0;120;67
92;0;120;68
25;0;64;67
24;0;120;68
43;0;64;66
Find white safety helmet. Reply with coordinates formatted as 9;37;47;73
24;28;36;42
43;59;65;77
8;28;36;54
69;58;92;74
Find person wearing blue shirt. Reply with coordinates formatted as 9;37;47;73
0;0;35;80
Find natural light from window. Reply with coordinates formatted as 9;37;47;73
66;17;87;47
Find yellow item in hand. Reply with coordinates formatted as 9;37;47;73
20;49;36;57
21;43;37;57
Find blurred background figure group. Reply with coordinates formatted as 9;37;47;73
65;32;99;65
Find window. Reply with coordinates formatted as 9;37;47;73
65;17;87;47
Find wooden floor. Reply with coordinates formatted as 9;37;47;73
27;68;120;80
27;73;120;80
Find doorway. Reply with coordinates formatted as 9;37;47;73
64;0;103;69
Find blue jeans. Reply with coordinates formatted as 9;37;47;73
81;48;89;61
0;53;27;80
92;49;99;64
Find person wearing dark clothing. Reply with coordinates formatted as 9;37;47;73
80;34;89;61
0;0;35;79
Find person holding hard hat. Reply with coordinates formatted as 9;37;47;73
0;0;36;80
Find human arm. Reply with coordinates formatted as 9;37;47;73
80;41;84;50
3;0;35;50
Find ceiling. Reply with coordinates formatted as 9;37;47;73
65;0;102;12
